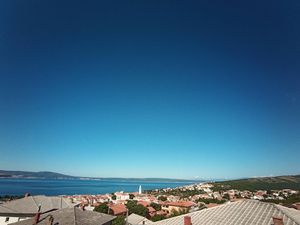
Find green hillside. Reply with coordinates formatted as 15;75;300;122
213;175;300;191
0;170;75;179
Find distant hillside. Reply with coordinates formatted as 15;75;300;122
213;175;300;191
0;170;75;179
0;170;198;182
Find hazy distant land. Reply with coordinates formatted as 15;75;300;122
0;170;199;183
214;174;300;191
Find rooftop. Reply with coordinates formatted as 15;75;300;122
109;203;127;215
127;213;151;225
161;201;195;208
154;200;300;225
10;207;115;225
0;195;75;216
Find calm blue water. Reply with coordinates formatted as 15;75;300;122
0;179;195;196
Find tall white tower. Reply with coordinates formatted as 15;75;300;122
138;185;142;195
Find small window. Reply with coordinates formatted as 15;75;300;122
5;217;9;222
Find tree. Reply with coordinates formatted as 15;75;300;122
126;200;149;217
111;194;117;200
150;202;161;211
169;208;188;217
112;216;126;225
126;200;138;209
196;198;226;204
134;204;149;217
151;214;166;222
158;196;167;201
94;203;109;214
129;194;135;199
263;194;268;199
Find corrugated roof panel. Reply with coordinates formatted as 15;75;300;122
153;200;300;225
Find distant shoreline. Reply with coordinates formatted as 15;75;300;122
0;170;200;183
0;176;199;183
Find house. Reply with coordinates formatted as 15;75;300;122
97;195;111;203
138;201;150;207
160;201;196;216
115;192;130;201
10;207;115;225
153;200;300;225
256;190;267;196
108;204;127;216
155;210;167;217
147;207;156;217
0;195;75;225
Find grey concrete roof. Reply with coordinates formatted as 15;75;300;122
127;213;152;225
0;195;75;216
276;204;300;224
153;200;300;225
11;207;116;225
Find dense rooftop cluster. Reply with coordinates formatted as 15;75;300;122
0;183;300;225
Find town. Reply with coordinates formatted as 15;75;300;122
1;182;300;225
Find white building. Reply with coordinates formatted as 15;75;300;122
115;192;130;201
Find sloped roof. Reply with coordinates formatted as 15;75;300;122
0;195;75;216
10;207;116;225
138;201;150;207
276;204;300;224
127;213;152;225
161;201;195;208
147;206;156;213
153;200;300;225
109;204;127;215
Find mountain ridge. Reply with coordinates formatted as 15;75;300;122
0;170;198;182
214;174;300;191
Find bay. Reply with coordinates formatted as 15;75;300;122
0;178;196;196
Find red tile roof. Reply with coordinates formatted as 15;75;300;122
161;201;195;208
109;204;127;215
147;206;156;213
138;201;150;207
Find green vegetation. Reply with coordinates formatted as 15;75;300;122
195;198;226;204
158;196;167;201
93;203;109;214
150;208;188;222
126;200;149;217
150;202;161;211
262;193;300;207
112;215;126;225
213;175;300;191
111;194;117;200
129;194;135;199
147;186;205;199
151;214;166;222
165;189;206;199
0;195;23;201
169;208;188;217
0;170;75;179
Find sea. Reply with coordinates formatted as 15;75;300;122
0;178;197;196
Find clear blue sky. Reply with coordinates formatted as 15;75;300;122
0;0;299;179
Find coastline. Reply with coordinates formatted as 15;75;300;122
0;178;199;196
